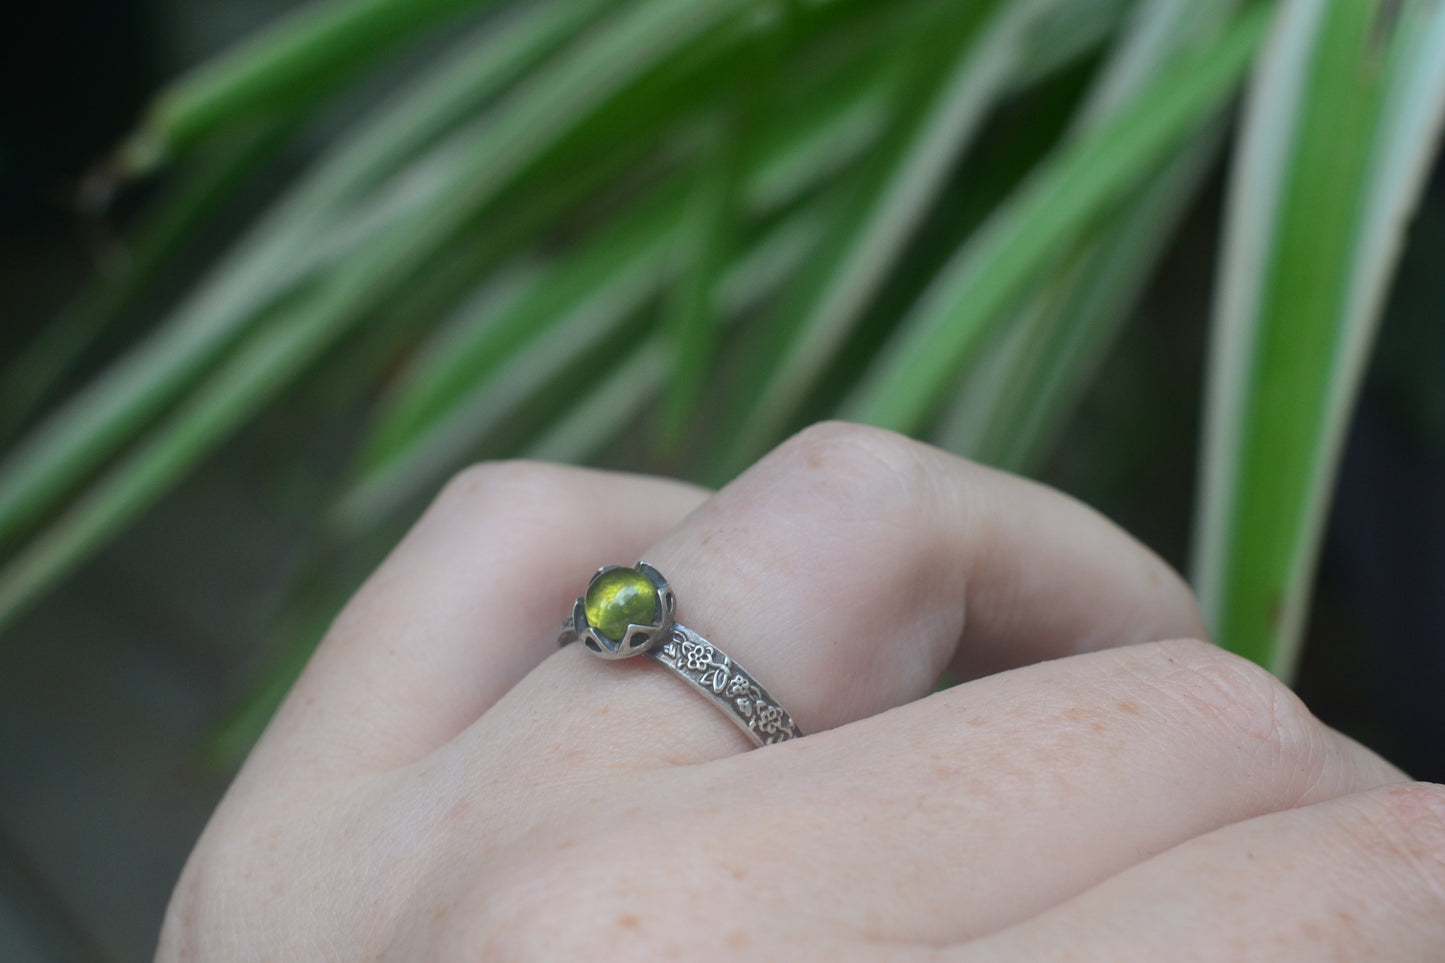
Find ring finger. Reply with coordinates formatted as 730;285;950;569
465;421;1208;772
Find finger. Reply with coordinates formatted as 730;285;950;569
954;781;1445;962
671;638;1408;945
244;462;706;783
467;421;1205;771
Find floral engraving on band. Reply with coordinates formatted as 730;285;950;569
676;637;731;692
657;630;799;745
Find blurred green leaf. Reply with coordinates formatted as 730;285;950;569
0;268;363;632
937;137;1217;470
339;194;684;527
1192;0;1445;678
936;0;1240;470
525;198;828;466
341;191;828;528
526;338;669;464
358;184;687;472
741;81;889;216
0;119;290;441
844;2;1269;432
117;0;501;174
0;0;605;554
726;0;1074;469
715;0;1149;474
659;108;745;451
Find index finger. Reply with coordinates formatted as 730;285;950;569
241;462;708;786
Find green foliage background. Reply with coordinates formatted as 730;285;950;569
3;0;1443;756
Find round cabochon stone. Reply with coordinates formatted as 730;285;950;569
584;567;658;641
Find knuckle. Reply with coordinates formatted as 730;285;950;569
770;420;942;514
1364;783;1445;904
433;460;574;521
424;460;595;554
1127;638;1319;756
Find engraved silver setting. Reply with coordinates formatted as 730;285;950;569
558;561;802;747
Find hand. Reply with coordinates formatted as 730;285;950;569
158;423;1445;960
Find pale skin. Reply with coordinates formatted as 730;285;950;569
157;422;1445;960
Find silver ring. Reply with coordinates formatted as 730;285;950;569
558;562;802;747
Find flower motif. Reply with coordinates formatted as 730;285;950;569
753;703;787;736
679;639;716;672
726;674;752;697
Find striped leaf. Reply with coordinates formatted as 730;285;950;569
1192;0;1445;677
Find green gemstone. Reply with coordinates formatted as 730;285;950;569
584;567;658;641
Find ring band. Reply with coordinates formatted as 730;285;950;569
558;562;802;747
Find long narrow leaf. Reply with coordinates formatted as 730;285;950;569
659;112;743;449
0;268;366;632
0;0;744;556
336;227;680;528
0;121;291;440
344;195;827;526
723;0;1031;467
117;0;500;174
939;136;1217;470
1192;0;1445;677
526;339;669;464
359;183;687;471
741;83;889;216
937;0;1239;469
844;3;1269;431
0;0;603;552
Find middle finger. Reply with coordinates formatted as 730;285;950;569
676;638;1408;945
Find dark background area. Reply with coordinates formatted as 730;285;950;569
2;2;1443;959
